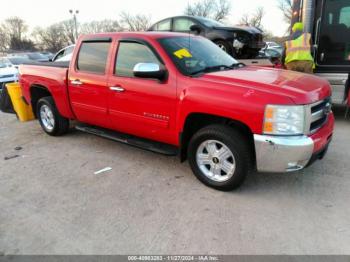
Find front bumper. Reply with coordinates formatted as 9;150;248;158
254;113;334;173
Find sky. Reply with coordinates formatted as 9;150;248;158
0;0;289;36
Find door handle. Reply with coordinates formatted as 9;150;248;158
71;79;83;86
110;86;125;92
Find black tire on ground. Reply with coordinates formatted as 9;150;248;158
214;40;233;56
37;96;69;136
187;124;251;191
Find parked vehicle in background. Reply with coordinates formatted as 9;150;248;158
52;45;75;62
266;41;281;49
55;53;73;62
39;51;54;60
7;52;51;62
259;48;282;58
6;56;32;69
292;0;350;104
257;48;282;66
148;16;265;59
19;32;334;191
0;57;19;91
23;52;50;62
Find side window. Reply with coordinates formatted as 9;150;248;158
318;0;350;65
339;7;350;27
64;46;74;56
77;42;110;73
173;18;195;31
54;50;65;61
156;19;171;31
115;42;160;77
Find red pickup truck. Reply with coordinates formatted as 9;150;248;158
19;32;334;191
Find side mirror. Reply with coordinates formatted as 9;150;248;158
133;63;167;80
190;24;202;35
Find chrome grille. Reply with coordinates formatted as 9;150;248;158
307;98;331;133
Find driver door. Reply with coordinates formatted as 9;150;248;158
107;40;177;145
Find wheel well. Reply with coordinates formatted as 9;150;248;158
212;38;233;56
213;38;225;43
180;113;256;165
30;85;52;117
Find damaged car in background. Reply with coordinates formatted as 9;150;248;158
148;15;265;59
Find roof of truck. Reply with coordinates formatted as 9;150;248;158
79;31;197;41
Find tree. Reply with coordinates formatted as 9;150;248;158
277;0;293;32
0;25;9;52
1;16;35;51
80;19;123;34
32;23;71;52
184;0;231;22
119;12;152;31
2;17;28;41
61;19;76;44
239;7;265;29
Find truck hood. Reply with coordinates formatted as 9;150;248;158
201;66;331;104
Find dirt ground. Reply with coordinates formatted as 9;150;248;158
0;106;350;255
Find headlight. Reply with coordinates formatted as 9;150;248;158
263;105;305;135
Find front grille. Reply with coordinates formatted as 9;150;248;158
0;74;14;79
309;97;331;133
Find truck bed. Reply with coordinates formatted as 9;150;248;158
19;63;74;119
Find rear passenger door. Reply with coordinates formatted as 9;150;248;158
68;39;112;128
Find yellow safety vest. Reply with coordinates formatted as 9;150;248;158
285;33;314;64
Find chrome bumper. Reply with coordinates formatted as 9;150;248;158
254;134;314;173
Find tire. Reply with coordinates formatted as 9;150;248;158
37;96;69;136
187;125;251;191
214;40;233;56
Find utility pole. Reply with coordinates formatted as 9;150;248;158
69;9;79;42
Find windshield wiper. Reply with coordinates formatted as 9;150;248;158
189;63;244;76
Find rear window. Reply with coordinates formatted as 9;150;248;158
77;42;111;74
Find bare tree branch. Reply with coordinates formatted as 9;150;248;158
239;7;265;29
32;23;70;52
0;25;9;52
277;0;293;32
80;19;123;34
61;20;76;44
184;0;231;22
119;12;152;31
2;17;28;41
1;17;36;51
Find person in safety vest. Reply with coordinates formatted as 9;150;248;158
282;22;314;73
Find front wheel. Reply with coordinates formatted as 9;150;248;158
188;125;251;191
214;40;232;56
37;96;69;136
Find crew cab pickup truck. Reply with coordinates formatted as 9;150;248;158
19;32;334;191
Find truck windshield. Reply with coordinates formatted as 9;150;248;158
158;36;239;76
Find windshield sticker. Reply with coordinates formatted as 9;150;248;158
173;48;192;59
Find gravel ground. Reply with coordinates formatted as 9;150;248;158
0;106;350;255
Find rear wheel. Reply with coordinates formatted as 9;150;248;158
188;125;251;191
37;96;69;136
